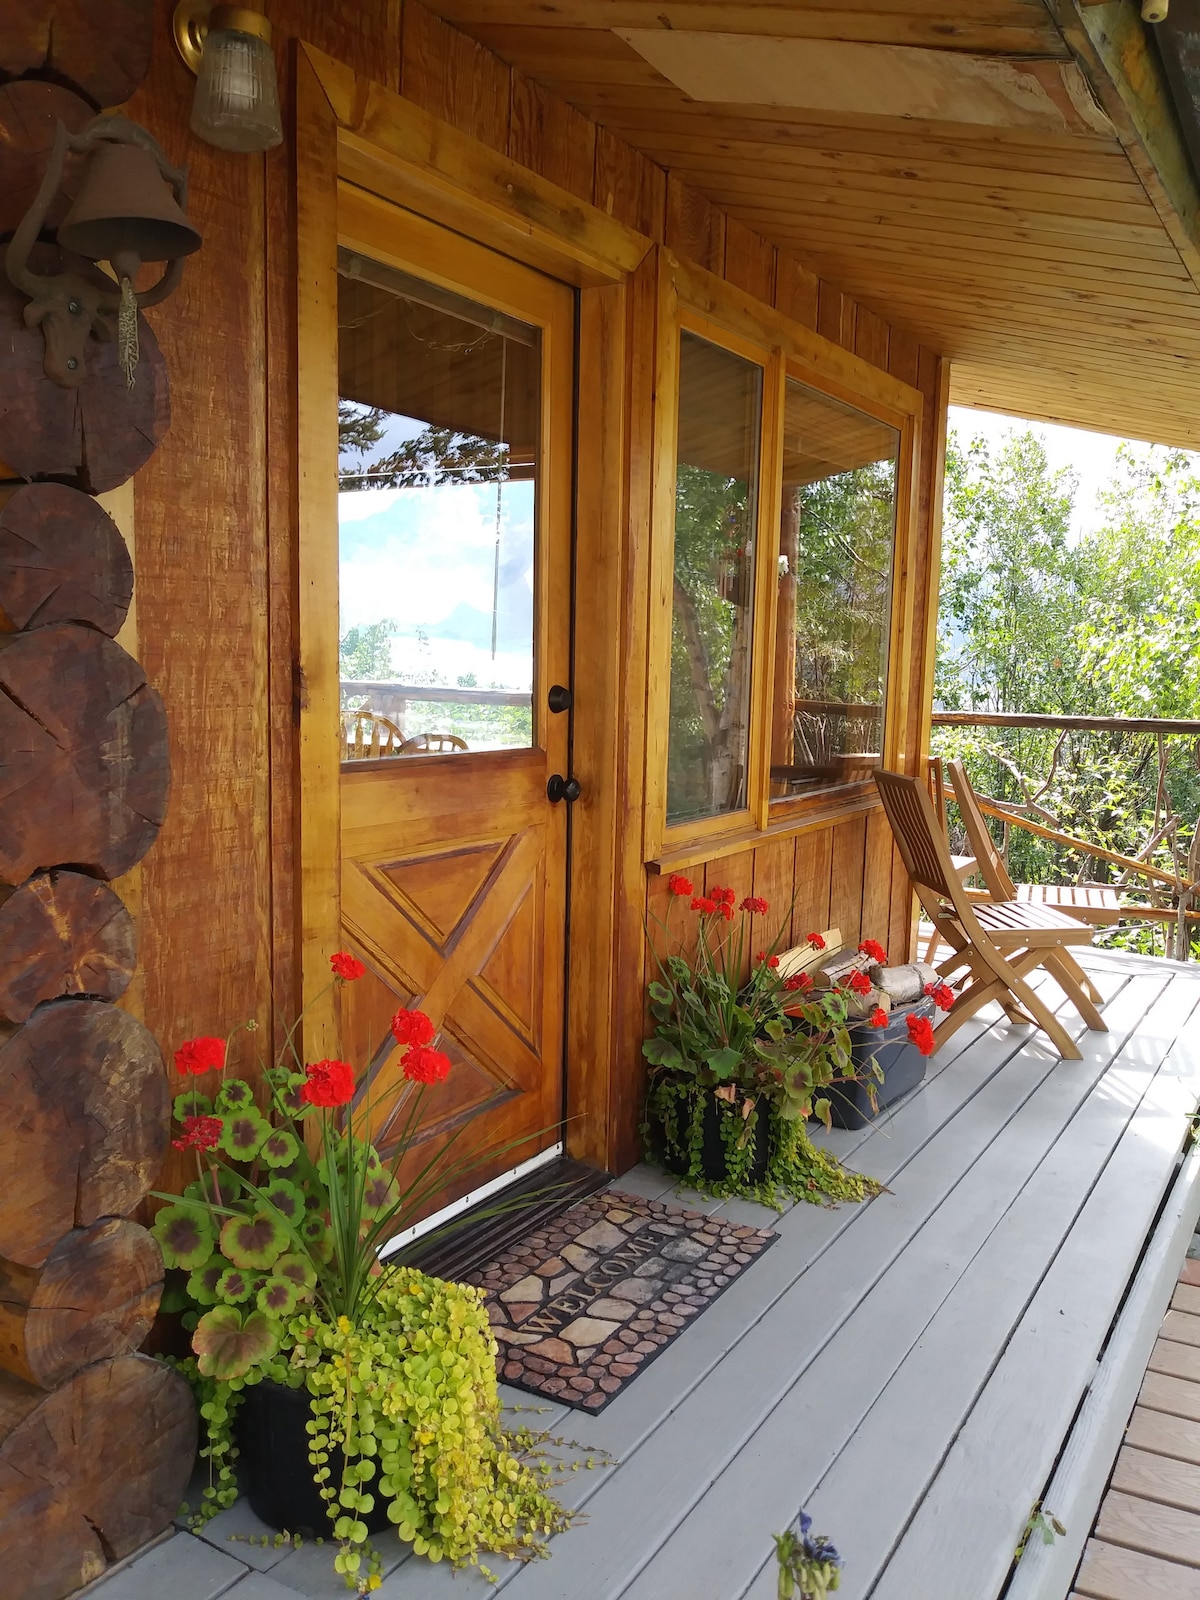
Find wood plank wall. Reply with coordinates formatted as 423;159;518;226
125;0;942;1143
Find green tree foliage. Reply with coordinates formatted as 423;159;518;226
934;428;1200;951
339;619;398;681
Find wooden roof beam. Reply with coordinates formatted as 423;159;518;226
1045;0;1200;290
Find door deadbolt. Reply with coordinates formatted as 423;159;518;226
547;774;581;803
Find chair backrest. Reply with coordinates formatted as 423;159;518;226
398;732;468;754
927;755;949;835
343;709;405;760
946;758;1016;900
873;767;963;904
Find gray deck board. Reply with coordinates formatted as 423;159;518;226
491;973;1155;1598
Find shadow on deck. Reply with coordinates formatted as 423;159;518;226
85;949;1200;1600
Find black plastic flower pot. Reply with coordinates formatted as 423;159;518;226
657;1086;771;1186
824;996;936;1131
236;1377;394;1539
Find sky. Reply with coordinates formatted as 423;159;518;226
948;405;1131;543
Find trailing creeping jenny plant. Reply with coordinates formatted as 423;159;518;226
155;952;570;1592
642;878;920;1204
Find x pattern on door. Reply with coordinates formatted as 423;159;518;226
341;825;549;1157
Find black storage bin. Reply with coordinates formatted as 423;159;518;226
825;995;936;1131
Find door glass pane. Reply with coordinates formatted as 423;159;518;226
770;380;900;801
666;331;763;825
336;248;539;762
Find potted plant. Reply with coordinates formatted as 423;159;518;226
640;877;881;1206
819;944;953;1130
154;952;569;1593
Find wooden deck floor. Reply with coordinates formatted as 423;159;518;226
1073;1249;1200;1598
87;950;1200;1600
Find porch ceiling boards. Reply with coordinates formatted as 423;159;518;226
428;0;1200;449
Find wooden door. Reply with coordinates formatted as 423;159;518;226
334;191;574;1209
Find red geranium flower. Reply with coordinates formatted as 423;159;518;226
783;972;813;993
907;1014;937;1057
330;951;366;981
806;932;826;951
924;981;955;1012
301;1058;356;1108
403;1044;452;1085
741;896;769;915
756;951;780;969
847;969;874;996
667;873;694;897
175;1036;226;1076
172;1114;223;1151
718;901;735;922
858;939;888;964
691;896;718;915
391;1008;436;1047
869;1006;888;1028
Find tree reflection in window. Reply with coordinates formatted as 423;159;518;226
771;382;899;799
667;333;762;825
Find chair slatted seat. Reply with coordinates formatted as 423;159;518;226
874;767;1107;1062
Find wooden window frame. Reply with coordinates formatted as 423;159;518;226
645;251;924;872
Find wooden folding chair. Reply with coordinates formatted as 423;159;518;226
922;755;978;961
874;767;1107;1061
946;758;1106;1008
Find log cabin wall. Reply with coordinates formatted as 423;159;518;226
122;0;947;1177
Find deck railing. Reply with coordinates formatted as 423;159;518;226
340;680;533;748
929;710;1200;959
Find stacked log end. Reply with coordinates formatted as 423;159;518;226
0;16;196;1593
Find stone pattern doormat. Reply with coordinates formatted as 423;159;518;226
467;1190;776;1411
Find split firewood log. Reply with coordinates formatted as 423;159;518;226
0;1;154;111
0;623;169;885
0;871;136;1023
0;265;170;495
0;483;132;635
0;999;169;1268
0;82;94;238
0;1218;162;1389
0;1355;196;1600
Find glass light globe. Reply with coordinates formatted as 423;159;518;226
191;11;282;154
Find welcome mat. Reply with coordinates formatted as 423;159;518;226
467;1190;776;1411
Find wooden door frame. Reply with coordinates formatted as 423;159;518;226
294;42;653;1172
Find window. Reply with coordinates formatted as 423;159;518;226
649;258;916;861
336;248;540;762
770;380;900;806
666;331;764;826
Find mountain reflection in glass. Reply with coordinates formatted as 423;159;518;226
666;332;763;825
770;381;899;801
335;248;539;759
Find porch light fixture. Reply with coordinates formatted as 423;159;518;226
173;2;283;154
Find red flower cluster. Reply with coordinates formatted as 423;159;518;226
858;939;888;964
709;886;736;906
330;951;366;982
783;972;813;993
403;1044;452;1085
907;1013;937;1057
741;896;769;916
172;1114;223;1152
924;981;955;1013
806;932;826;951
847;969;874;997
391;1008;436;1047
869;1006;888;1029
175;1036;226;1077
756;951;780;969
301;1058;355;1108
691;896;718;916
668;873;694;897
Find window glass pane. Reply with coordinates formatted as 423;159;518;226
666;332;763;825
336;248;538;762
770;381;899;801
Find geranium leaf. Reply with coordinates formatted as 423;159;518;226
274;1252;317;1295
152;1203;216;1271
186;1254;230;1306
220;1211;289;1270
256;1276;301;1316
219;1112;269;1161
193;1305;282;1380
173;1089;213;1121
214;1078;254;1113
259;1128;300;1170
215;1266;254;1304
261;1176;305;1223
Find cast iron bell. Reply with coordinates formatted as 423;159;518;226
58;139;202;286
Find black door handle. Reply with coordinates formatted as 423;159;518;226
547;774;581;803
547;684;573;713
